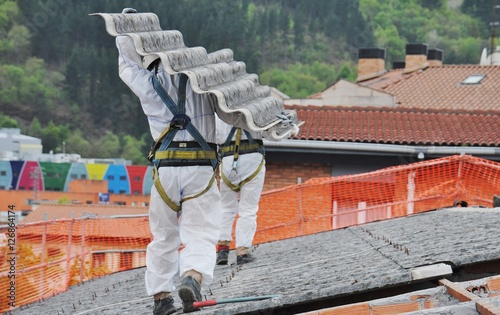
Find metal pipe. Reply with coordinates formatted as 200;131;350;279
264;139;500;156
193;295;280;308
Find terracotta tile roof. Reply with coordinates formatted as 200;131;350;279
288;105;500;146
362;65;500;112
22;203;148;223
358;68;405;90
18;217;152;240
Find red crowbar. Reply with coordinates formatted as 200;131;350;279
193;295;280;308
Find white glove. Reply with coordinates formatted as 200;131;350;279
291;123;300;137
121;8;137;13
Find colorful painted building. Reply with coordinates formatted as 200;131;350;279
0;160;153;195
0;161;154;214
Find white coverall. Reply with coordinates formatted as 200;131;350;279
216;118;266;252
116;36;221;296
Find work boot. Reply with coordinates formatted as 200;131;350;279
237;253;255;265
178;276;202;313
153;295;176;315
216;245;229;265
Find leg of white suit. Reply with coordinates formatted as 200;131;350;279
219;181;239;242
219;153;265;248
145;166;221;296
235;161;265;248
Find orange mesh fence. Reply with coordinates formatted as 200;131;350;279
255;155;500;244
1;154;499;313
0;217;151;313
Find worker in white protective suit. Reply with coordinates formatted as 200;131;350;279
215;117;266;265
116;34;221;314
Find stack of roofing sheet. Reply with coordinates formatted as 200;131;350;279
91;10;301;140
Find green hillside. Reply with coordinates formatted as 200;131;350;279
0;0;496;163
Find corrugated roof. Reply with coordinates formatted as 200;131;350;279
12;207;500;315
289;105;500;146
90;11;300;140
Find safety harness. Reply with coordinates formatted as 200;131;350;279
148;72;218;212
220;127;265;192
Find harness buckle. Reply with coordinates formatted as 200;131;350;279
229;160;238;178
170;113;191;129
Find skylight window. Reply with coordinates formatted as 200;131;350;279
461;74;485;85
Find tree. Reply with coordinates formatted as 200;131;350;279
41;121;69;153
27;117;43;138
64;129;91;157
418;0;445;10
120;134;150;165
0;112;18;128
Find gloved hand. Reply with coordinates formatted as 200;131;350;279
121;8;137;13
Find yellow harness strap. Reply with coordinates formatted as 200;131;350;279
152;165;216;212
147;125;173;162
154;150;217;160
233;128;242;161
221;156;264;193
220;143;261;155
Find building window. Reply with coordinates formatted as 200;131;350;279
120;176;127;181
71;174;78;179
92;252;106;268
134;176;141;182
108;175;114;180
80;174;86;179
119;190;126;194
120;252;133;270
134;190;140;195
0;171;6;176
0;186;5;190
461;74;485;85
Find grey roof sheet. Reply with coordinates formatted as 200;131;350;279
90;11;299;140
12;207;500;315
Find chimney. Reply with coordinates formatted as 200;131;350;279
427;48;444;66
356;48;386;81
404;43;428;73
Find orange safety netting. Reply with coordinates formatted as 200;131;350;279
1;154;499;313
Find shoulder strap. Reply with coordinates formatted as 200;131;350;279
224;127;238;146
151;73;218;169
